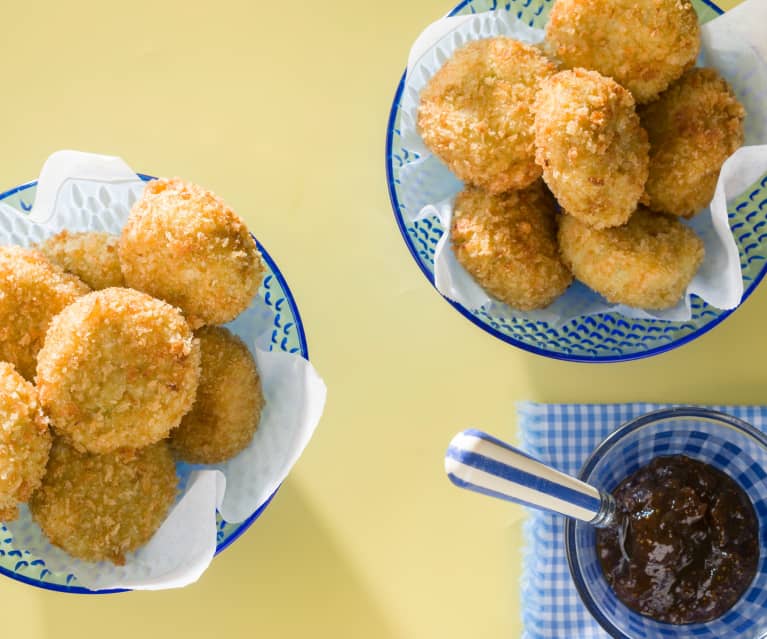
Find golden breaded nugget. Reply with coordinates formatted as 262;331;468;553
0;363;51;521
38;230;124;290
418;37;557;194
641;68;745;218
534;69;649;229
558;207;704;310
120;178;264;328
451;183;572;310
546;0;700;104
171;327;263;464
30;439;177;565
0;246;89;380
36;288;200;454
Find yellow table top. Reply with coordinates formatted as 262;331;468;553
0;0;751;636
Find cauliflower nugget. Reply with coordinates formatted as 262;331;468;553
171;327;263;464
451;183;572;310
36;288;200;454
0;363;51;521
0;246;89;380
641;68;745;218
38;230;124;290
417;37;557;194
534;69;649;229
546;0;700;104
120;178;265;329
30;439;177;565
558;207;704;310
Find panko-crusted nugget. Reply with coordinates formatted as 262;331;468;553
120;178;265;328
38;230;125;290
451;183;572;310
559;207;704;310
36;288;200;454
30;439;177;565
641;68;745;218
418;37;557;194
171;326;263;464
0;363;51;521
534;68;649;229
0;246;90;380
546;0;700;104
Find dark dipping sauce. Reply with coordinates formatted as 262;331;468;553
596;455;759;624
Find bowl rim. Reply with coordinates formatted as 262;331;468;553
381;0;764;365
0;175;309;595
563;406;767;638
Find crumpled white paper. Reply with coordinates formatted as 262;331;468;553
398;0;767;324
0;150;327;591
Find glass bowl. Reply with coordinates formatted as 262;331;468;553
565;407;767;638
0;177;308;593
385;0;767;362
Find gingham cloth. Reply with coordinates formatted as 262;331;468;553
517;402;767;639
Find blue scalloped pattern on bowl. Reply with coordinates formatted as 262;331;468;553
0;178;308;593
385;0;767;362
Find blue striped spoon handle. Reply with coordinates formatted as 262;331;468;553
445;429;615;527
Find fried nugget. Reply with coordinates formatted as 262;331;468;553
545;0;700;104
640;68;745;218
171;327;263;464
30;439;177;565
0;363;51;521
451;183;572;310
558;207;704;310
417;37;557;194
534;68;649;229
119;178;265;328
38;230;124;290
0;246;90;380
36;288;200;454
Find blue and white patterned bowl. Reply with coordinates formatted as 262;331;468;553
0;177;308;594
566;407;767;638
385;0;767;362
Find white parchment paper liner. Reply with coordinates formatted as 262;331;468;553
0;150;327;590
398;0;767;324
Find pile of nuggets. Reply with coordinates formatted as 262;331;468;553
417;0;746;311
0;177;266;565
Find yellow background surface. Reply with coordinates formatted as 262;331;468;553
0;0;750;636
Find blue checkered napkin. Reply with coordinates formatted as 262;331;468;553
516;402;767;639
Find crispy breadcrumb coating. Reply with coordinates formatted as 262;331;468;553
36;288;200;454
0;363;51;521
451;183;572;310
417;37;557;194
0;246;90;380
558;207;704;310
545;0;700;104
30;439;177;565
119;178;264;329
534;68;649;229
171;327;263;464
38;231;125;290
640;68;745;218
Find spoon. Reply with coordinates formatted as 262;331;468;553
445;429;617;528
